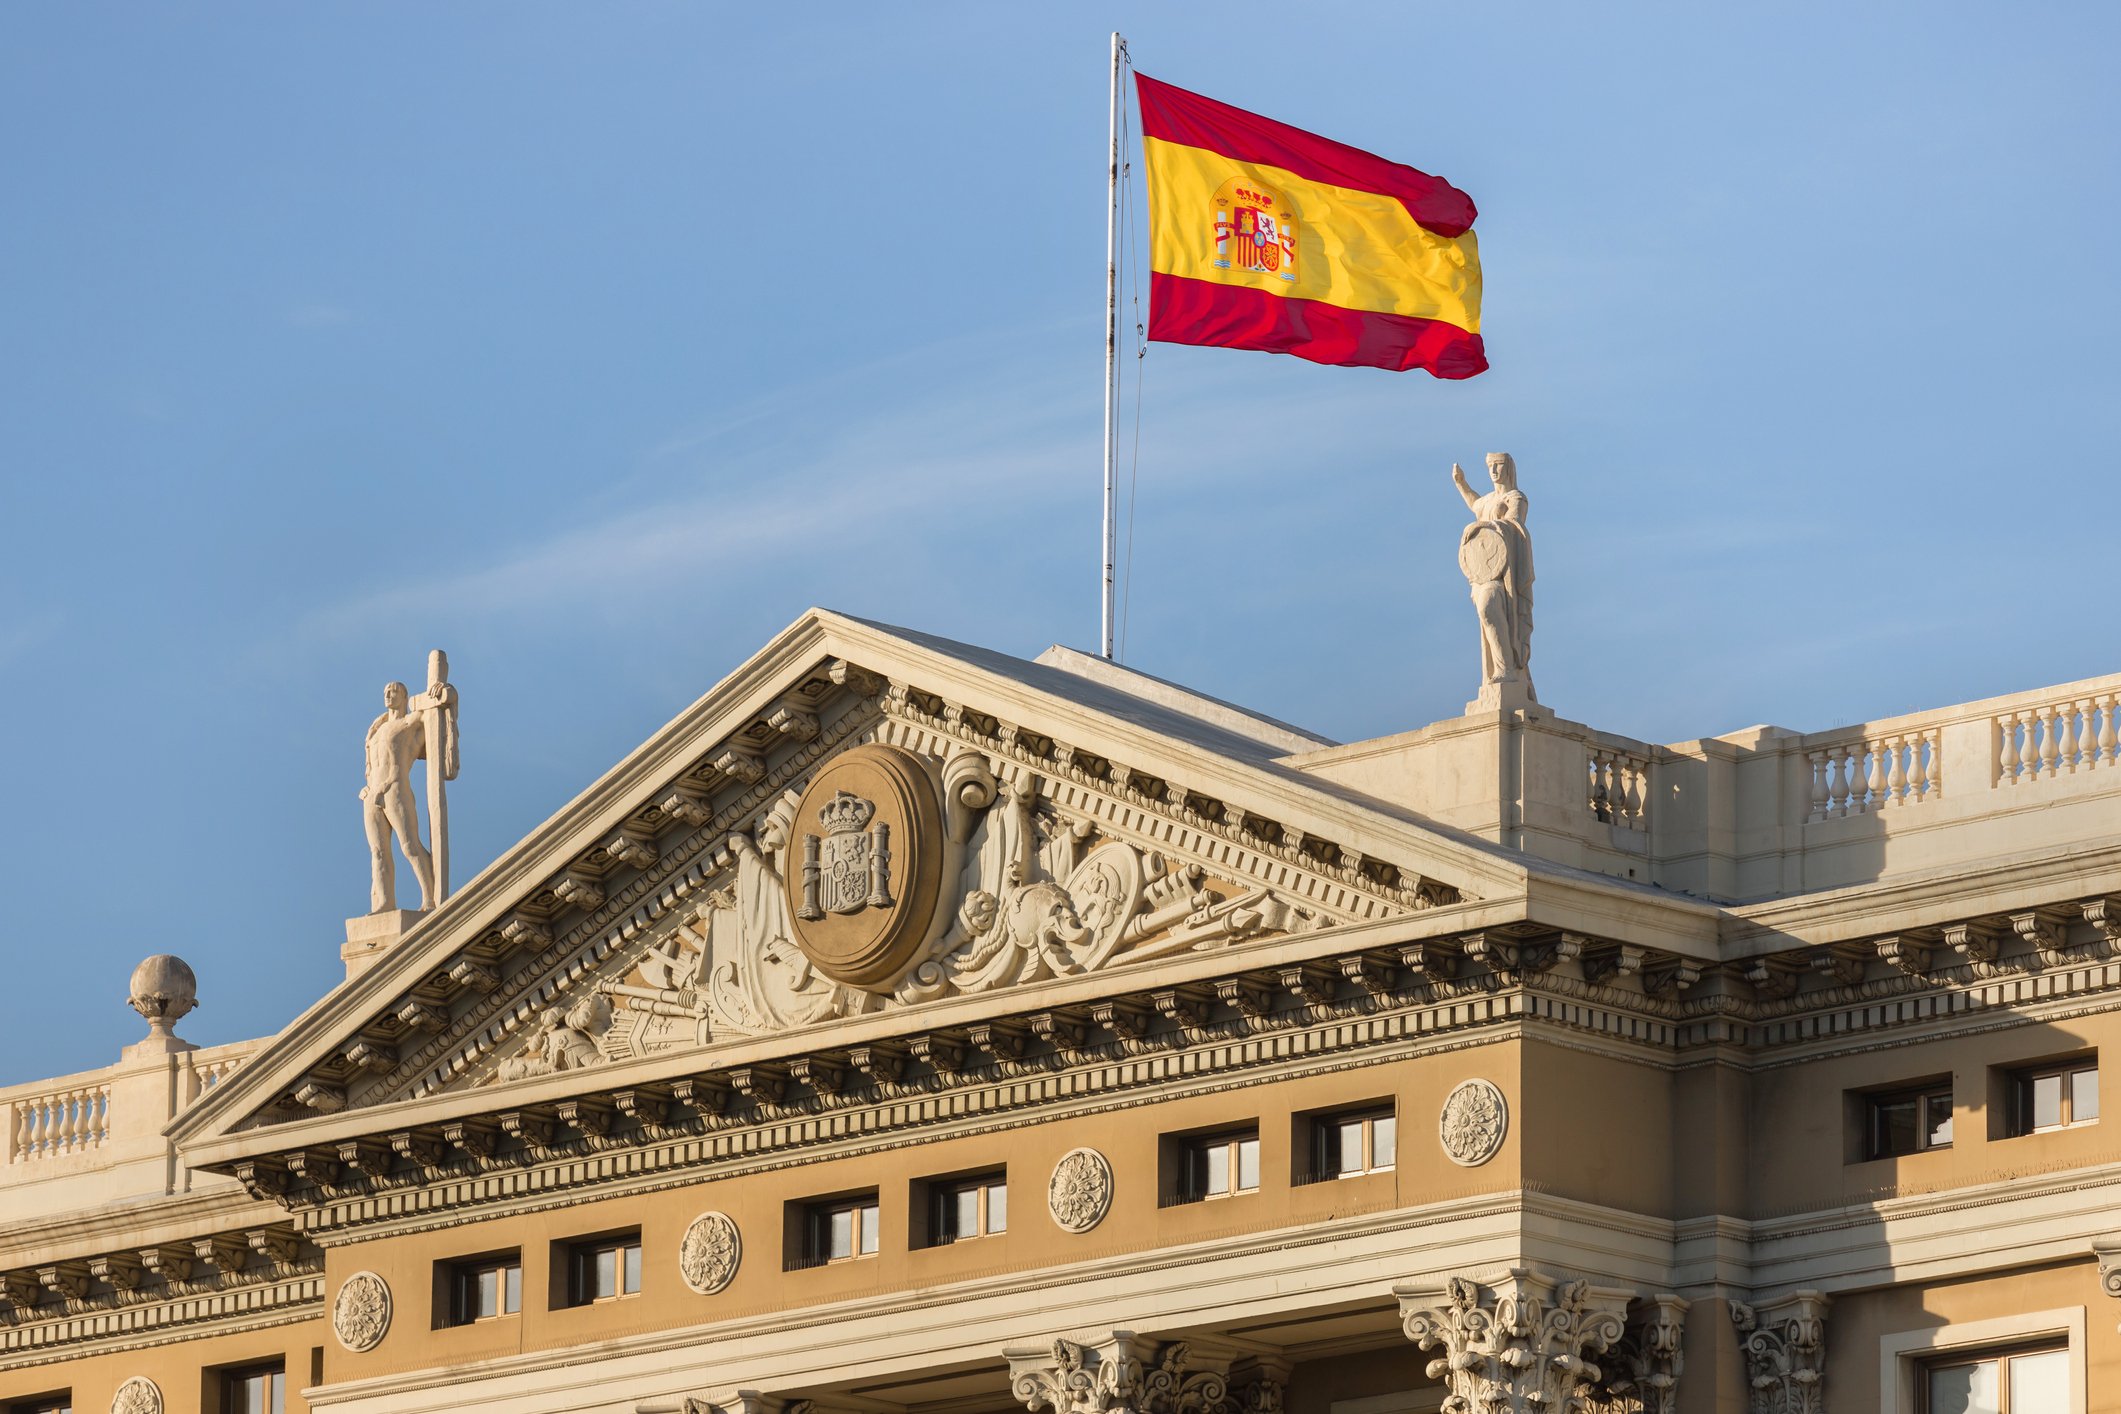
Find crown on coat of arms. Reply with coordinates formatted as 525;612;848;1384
817;791;876;836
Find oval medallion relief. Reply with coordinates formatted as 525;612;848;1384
332;1270;393;1352
110;1377;162;1414
679;1210;743;1294
782;743;945;990
1047;1146;1114;1233
1438;1078;1509;1167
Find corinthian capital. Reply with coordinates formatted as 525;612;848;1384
1730;1292;1829;1414
1394;1268;1630;1413
1004;1334;1225;1414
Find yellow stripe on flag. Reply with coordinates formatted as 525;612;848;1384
1144;135;1482;332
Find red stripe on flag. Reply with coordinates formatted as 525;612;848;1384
1135;74;1477;238
1148;273;1488;378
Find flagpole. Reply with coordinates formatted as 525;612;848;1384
1100;31;1126;660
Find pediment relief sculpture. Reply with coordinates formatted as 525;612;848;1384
260;644;1469;1122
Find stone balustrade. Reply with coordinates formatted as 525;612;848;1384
1805;728;1941;821
1996;689;2120;784
0;1038;261;1213
1587;740;1651;832
3;1075;112;1164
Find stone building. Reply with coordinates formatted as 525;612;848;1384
3;605;2118;1414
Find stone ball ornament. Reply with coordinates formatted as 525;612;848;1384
679;1211;743;1294
110;1376;163;1414
332;1270;393;1352
782;743;946;990
127;955;198;1037
1438;1078;1509;1167
1047;1146;1115;1233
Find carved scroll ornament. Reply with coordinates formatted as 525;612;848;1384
1398;1269;1628;1414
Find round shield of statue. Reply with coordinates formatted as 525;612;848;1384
782;742;945;990
1458;522;1510;585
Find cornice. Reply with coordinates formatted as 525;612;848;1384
0;1272;321;1371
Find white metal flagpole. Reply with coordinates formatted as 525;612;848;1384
1101;31;1126;660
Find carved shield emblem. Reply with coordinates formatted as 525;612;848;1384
783;744;944;992
801;791;892;918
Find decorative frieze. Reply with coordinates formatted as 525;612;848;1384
1396;1268;1630;1413
1730;1291;1828;1414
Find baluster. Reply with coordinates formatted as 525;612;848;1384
89;1089;106;1147
1998;714;2021;784
1909;732;1930;801
2048;704;2069;776
2024;711;2046;780
55;1091;76;1153
2058;703;2081;774
2100;693;2119;767
1808;750;1829;822
1826;748;1849;818
8;1101;25;1161
1588;750;1610;821
1886;735;1908;805
1624;760;1646;828
1866;740;1890;811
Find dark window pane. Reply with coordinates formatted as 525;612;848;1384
1926;1358;1997;1414
1872;1095;1919;1156
503;1263;521;1314
858;1202;879;1255
623;1242;641;1294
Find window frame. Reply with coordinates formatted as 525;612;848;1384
1305;1105;1397;1183
1863;1079;1955;1160
564;1230;643;1306
800;1193;881;1266
446;1252;524;1325
7;1396;71;1414
928;1171;1008;1246
1919;1341;2070;1413
2009;1058;2098;1136
220;1361;287;1414
1880;1306;2084;1414
1176;1127;1261;1203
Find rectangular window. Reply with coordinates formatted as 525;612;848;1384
2010;1059;2098;1136
448;1254;523;1324
8;1398;70;1414
1179;1128;1260;1201
1924;1344;2067;1412
565;1232;643;1305
930;1172;1007;1244
223;1364;287;1414
1866;1082;1953;1159
1306;1106;1396;1182
802;1194;880;1264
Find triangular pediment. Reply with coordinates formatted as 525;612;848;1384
175;610;1531;1155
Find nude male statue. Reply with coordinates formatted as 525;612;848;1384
361;676;456;913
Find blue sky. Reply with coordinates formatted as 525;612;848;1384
3;3;2117;1083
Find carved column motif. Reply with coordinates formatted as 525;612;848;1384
1395;1268;1630;1414
1581;1295;1689;1414
1224;1354;1290;1414
1005;1334;1225;1414
1730;1291;1829;1414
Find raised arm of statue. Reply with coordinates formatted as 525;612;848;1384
1450;462;1480;513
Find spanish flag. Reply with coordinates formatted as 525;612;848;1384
1137;74;1485;378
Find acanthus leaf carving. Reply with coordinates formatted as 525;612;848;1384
1396;1269;1628;1414
1731;1292;1829;1414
